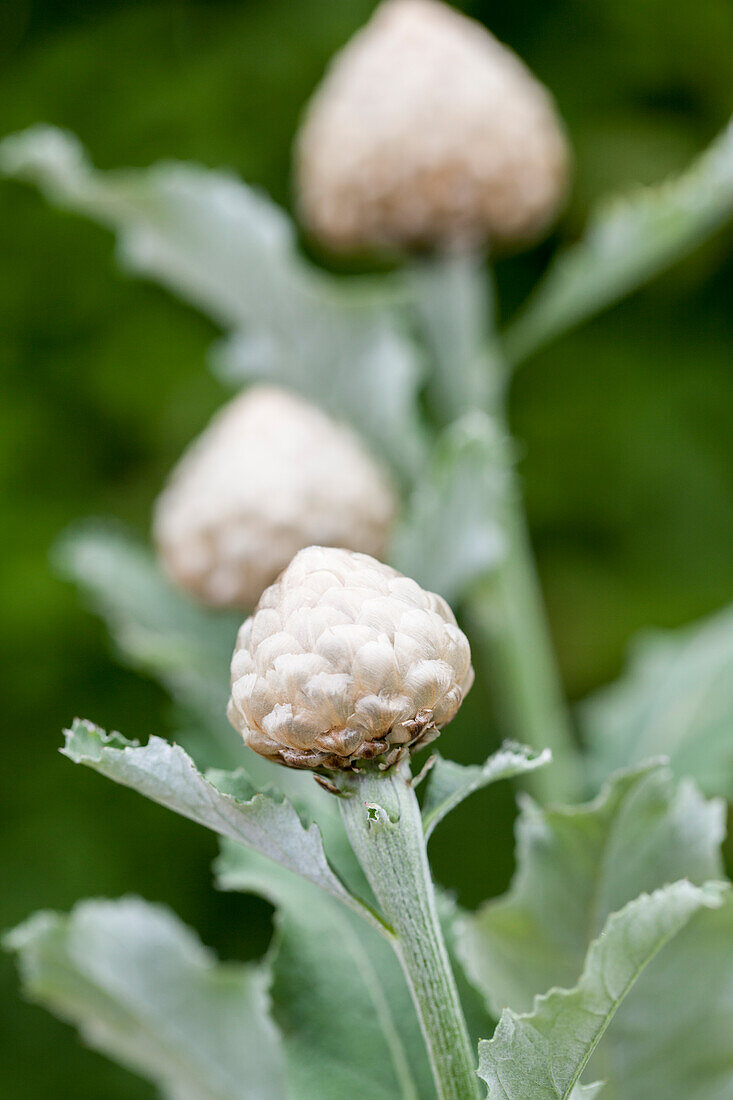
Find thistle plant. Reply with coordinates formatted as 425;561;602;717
4;1;733;1098
229;546;479;1097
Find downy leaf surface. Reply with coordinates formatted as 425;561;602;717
460;763;733;1098
0;124;425;478
7;897;287;1100
63;719;380;930
582;603;733;798
505;120;733;364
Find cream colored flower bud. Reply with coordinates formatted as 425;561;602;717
295;0;570;252
228;545;474;770
153;388;396;610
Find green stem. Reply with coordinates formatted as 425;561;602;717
412;252;584;803
468;500;584;804
339;761;480;1100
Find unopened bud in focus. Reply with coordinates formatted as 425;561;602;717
227;545;474;770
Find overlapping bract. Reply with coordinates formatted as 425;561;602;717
228;546;474;769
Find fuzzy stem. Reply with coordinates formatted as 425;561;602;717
339;761;480;1100
468;503;584;803
412;252;584;803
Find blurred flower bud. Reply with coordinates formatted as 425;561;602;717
227;545;474;770
154;387;396;610
295;0;570;253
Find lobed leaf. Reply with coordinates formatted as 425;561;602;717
0;125;425;478
478;881;727;1099
601;890;733;1099
62;719;380;931
460;763;733;1099
6;897;286;1100
459;762;724;1014
421;743;551;840
581;603;733;798
56;523;369;895
504;120;733;364
216;841;434;1100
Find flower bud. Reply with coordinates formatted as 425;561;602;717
295;0;570;253
227;545;474;770
154;387;396;610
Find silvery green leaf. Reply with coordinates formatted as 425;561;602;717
6;897;286;1100
0;125;425;477
390;411;512;603
603;889;733;1099
216;841;434;1100
62;719;380;931
460;763;733;1099
581;603;733;797
477;880;728;1100
459;762;724;1014
56;524;366;895
504;119;733;364
55;522;241;768
421;743;551;840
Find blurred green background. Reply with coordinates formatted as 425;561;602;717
1;0;731;1095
